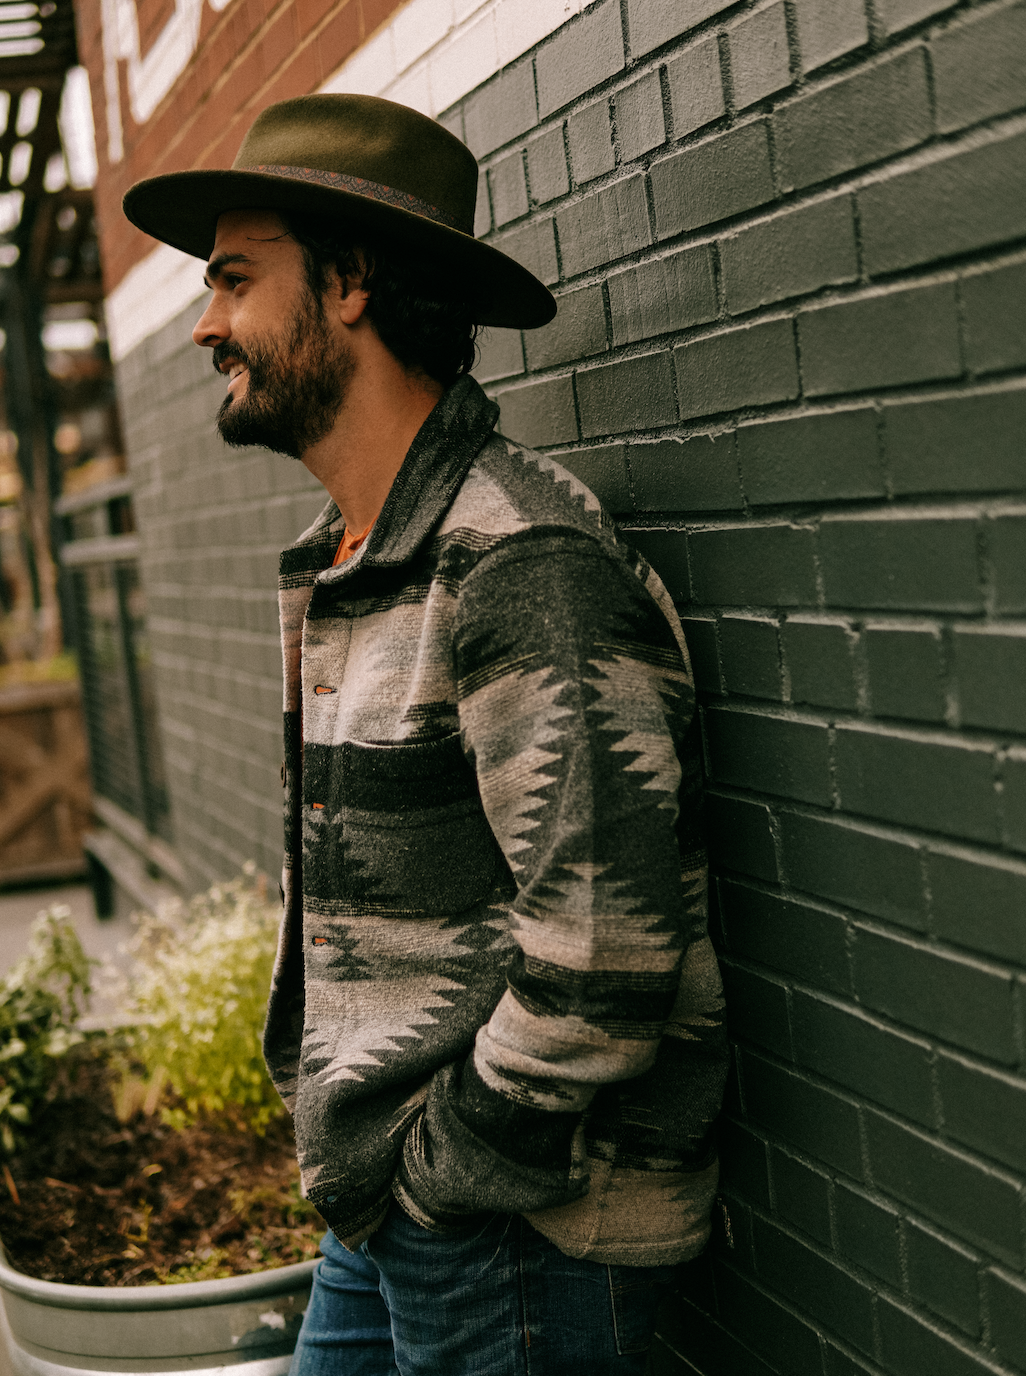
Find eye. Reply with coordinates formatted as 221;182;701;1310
224;273;245;289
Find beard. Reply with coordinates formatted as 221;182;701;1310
213;290;354;460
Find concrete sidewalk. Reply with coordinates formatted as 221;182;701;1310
0;880;139;1018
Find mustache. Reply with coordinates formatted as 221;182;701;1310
212;341;255;375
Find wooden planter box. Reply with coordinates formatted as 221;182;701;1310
0;682;91;887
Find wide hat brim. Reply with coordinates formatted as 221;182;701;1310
123;166;556;330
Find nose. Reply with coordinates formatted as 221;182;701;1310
192;294;228;348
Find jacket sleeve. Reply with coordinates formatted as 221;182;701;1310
395;529;701;1227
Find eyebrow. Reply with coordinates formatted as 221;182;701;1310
203;252;255;289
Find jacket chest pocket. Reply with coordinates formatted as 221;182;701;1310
303;734;506;915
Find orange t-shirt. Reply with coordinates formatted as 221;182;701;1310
332;523;373;565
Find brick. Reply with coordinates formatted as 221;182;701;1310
927;849;1026;965
775;49;931;193
608;246;718;346
567;100;614;184
722;961;792;1057
576;351;676;437
710;1191;755;1265
853;924;1014;1061
866;1111;1022;1265
878;1299;994;1376
1000;753;1026;856
753;1219;875;1354
783;619;857;711
884;389;1026;497
953;627;1026;733
720;1120;771;1209
987;1268;1026;1371
791;990;935;1123
536;0;624;118
738;407;882;506
616;72;666;161
835;724;999;846
799;282;961;397
676;320;800;419
494;375;577;447
938;1054;1026;1174
666;36;725;137
681;616;720;693
464;61;537;158
651;122;775;238
705;706;832;806
819;515;983;614
876;0;954;36
524;286;607;370
719;616;782;699
526;128;569;206
823;1347;876;1376
474;326;524;384
715;1263;826;1373
628;0;733;58
488;151;528;227
720;196;858;315
630;434;744;512
653;1300;781;1376
728;3;791;110
963;263;1026;375
770;1147;832;1245
932;4;1026;135
743;1051;864;1178
864;625;946;723
719;879;851;994
859;128;1026;276
622;529;690;601
491;217;559;285
555;175;650;278
793;0;869;72
706;797;778;881
549;444;632;515
689;522;817;606
906;1221;980;1337
990;513;1026;615
834;1181;902;1287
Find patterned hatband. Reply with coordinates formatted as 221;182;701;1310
240;164;467;233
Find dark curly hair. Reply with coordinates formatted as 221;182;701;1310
280;211;478;388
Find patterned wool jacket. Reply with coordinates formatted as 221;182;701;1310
264;376;728;1267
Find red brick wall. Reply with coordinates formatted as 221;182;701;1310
74;0;407;294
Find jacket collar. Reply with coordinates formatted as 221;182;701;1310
290;375;499;576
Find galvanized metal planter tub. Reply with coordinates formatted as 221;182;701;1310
0;1247;316;1375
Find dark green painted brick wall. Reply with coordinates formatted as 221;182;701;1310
114;0;1026;1372
464;0;1026;1371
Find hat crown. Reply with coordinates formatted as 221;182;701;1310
233;95;478;235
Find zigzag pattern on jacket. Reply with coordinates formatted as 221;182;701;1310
264;376;728;1266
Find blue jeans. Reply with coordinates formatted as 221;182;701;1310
288;1204;676;1375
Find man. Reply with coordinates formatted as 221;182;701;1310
124;94;727;1375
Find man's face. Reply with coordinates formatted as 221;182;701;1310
193;208;354;460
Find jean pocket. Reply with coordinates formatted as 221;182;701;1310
607;1263;677;1356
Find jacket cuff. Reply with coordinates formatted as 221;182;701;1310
397;1065;590;1226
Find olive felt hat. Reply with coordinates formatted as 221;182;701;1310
122;94;556;329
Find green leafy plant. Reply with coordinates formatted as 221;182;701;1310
0;906;94;1154
121;867;284;1134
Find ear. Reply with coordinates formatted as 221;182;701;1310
327;248;371;326
335;269;370;325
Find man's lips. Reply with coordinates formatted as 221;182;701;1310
224;362;248;394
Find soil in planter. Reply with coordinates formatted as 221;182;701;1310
0;1053;324;1286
